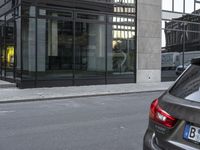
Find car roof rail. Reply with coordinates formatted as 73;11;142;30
191;57;200;65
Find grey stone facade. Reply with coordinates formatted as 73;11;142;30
136;0;161;83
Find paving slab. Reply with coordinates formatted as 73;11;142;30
0;82;174;103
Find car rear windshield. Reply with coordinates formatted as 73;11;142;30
170;64;200;102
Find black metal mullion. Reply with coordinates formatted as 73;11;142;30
35;6;38;88
20;16;23;83
3;16;6;79
73;11;76;85
134;0;137;83
13;8;17;81
105;15;108;84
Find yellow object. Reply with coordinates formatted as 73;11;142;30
6;46;14;65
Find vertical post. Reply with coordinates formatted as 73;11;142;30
73;11;75;85
134;0;137;83
4;16;6;79
20;6;23;85
35;5;38;88
13;6;17;82
105;15;108;84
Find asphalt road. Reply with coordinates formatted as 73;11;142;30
0;91;163;150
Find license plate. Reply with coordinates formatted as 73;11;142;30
183;124;200;144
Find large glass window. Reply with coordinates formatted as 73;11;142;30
75;20;106;83
37;18;74;81
161;29;183;81
185;0;194;13
37;9;135;86
21;17;36;81
21;5;36;17
162;0;172;11
162;0;200;82
0;0;136;87
107;23;135;81
174;0;184;13
5;20;15;80
0;3;19;82
195;2;200;10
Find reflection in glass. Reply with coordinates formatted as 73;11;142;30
5;21;15;79
74;0;135;15
162;0;172;11
82;0;135;4
75;22;106;78
185;0;194;13
0;0;136;87
22;18;36;80
161;28;184;81
37;18;73;80
22;6;36;17
162;0;200;82
107;24;135;78
195;3;200;11
174;0;183;13
162;23;200;81
162;11;184;22
39;9;72;18
77;13;105;21
108;16;135;24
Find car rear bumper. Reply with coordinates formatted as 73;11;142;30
143;128;200;150
143;129;162;150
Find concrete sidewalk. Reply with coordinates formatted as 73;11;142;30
0;82;174;103
0;80;16;89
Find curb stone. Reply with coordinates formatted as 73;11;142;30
0;90;165;104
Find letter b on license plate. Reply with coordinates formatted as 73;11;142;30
184;124;200;144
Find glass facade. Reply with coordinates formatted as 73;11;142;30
0;0;20;83
161;0;200;81
0;0;136;88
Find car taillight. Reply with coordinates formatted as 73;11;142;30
149;99;177;128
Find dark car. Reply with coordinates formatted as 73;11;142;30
175;61;191;76
143;58;200;150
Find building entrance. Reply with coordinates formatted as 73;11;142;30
33;9;107;86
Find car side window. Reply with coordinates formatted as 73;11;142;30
170;65;200;102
